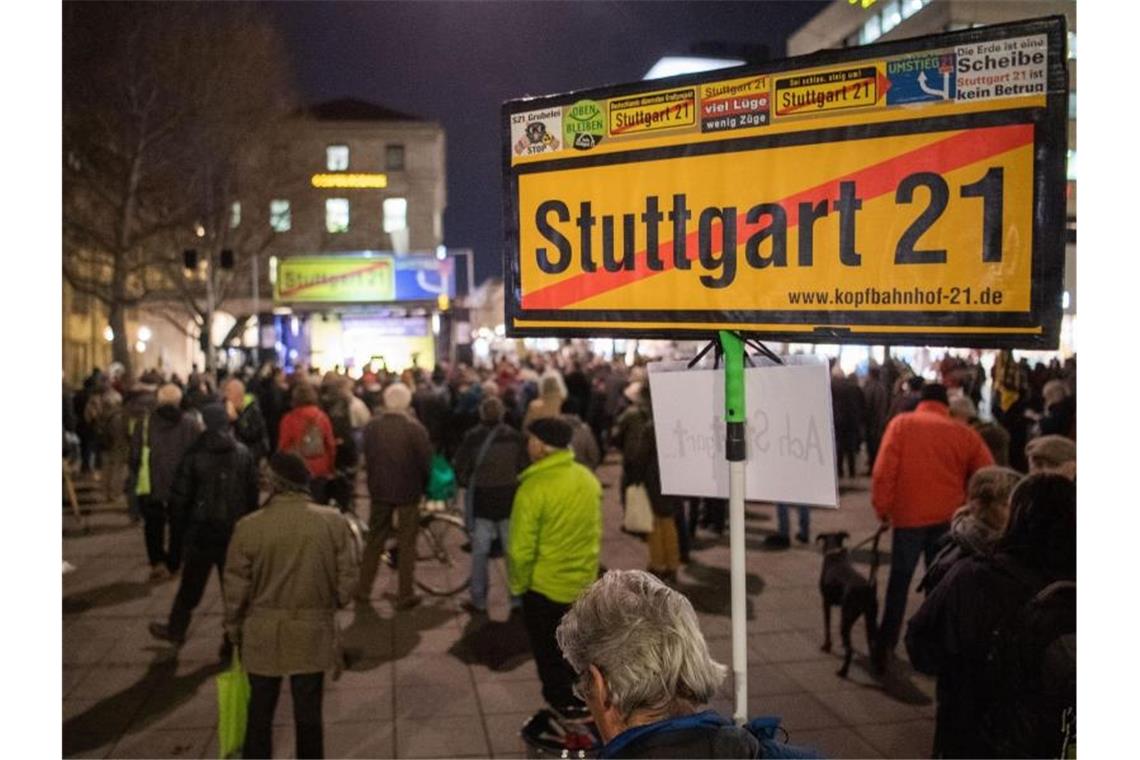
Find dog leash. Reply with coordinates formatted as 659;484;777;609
846;523;890;553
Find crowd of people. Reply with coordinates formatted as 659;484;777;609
60;346;1076;759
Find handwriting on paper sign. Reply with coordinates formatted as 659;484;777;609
669;412;825;465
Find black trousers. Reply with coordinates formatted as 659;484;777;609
167;523;230;638
140;496;183;571
522;590;581;712
245;672;324;759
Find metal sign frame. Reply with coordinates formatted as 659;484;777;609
501;16;1069;348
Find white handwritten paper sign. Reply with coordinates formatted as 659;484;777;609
647;355;838;507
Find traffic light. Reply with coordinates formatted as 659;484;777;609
183;249;198;269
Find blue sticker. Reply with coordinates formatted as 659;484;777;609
886;52;956;105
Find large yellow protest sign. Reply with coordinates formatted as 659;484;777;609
503;17;1069;348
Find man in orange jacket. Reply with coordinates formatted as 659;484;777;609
870;383;994;673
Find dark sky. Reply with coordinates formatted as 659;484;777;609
268;1;828;285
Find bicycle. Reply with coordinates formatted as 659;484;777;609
341;500;472;597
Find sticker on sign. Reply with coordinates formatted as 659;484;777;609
955;34;1047;102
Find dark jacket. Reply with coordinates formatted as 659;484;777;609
601;710;818;759
831;376;864;448
233;397;270;463
453;422;529;521
917;508;1002;594
363;411;433;506
169;430;259;528
613;404;652;481
129;404;203;503
906;553;1059;758
642;421;681;519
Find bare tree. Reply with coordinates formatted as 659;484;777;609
63;2;296;376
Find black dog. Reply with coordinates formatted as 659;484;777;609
817;529;885;678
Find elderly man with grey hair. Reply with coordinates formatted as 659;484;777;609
557;570;820;758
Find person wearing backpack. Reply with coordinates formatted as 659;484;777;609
453;395;529;615
147;404;259;655
905;473;1076;759
128;383;204;581
277;382;336;489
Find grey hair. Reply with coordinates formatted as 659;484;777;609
556;570;726;719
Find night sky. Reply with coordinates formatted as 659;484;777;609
268;1;828;285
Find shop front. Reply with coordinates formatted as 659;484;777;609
271;252;456;375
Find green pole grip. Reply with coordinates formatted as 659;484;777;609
718;331;746;462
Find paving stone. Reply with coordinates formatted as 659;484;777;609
476;678;545;715
394;653;471;687
482;711;533;756
814;687;928;725
396;715;489;758
324;719;395;758
395;682;479;719
856;718;937;758
751;691;845;731
110;728;210;759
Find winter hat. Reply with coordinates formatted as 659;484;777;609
1025;435;1076;471
383;382;412;411
268;452;311;493
527;417;573;449
920;383;949;406
201;403;229;433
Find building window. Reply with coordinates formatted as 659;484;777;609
327;145;349;171
1068;92;1076;120
270;199;291;232
860;14;882;45
386;144;405;171
230;201;241;229
881;1;901;34
901;0;923;19
1066;149;1076;182
1067;31;1076;60
326;198;350;233
383;197;407;233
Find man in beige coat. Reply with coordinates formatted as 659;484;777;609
224;452;357;759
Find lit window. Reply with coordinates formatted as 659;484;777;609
326;198;350;234
860;15;882;45
901;0;923;19
383;197;407;233
327;145;349;171
1066;149;1076;181
386;145;405;171
230;201;241;229
881;1;901;34
270;200;291;232
1067;31;1076;60
1068;92;1076;120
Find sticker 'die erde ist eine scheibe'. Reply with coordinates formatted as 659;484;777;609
501;16;1069;349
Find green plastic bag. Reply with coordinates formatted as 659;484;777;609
216;650;250;759
425;453;457;501
134;415;151;496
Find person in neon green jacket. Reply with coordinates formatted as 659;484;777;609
509;417;602;718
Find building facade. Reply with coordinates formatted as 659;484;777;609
63;98;452;381
788;0;1077;357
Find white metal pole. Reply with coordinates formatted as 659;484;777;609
730;458;748;724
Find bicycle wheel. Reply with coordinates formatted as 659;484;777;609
414;512;472;596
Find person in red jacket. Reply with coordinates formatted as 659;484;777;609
870;382;994;674
277;383;337;490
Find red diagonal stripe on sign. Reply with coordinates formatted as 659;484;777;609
520;123;1032;311
279;260;390;298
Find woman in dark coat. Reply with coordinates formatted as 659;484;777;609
905;473;1076;758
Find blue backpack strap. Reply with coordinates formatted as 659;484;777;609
747;716;826;759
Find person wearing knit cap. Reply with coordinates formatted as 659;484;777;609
149;403;258;656
452;395;530;615
509;416;602;720
870;382;994;675
224;450;357;760
1025;434;1076;479
355;382;433;608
